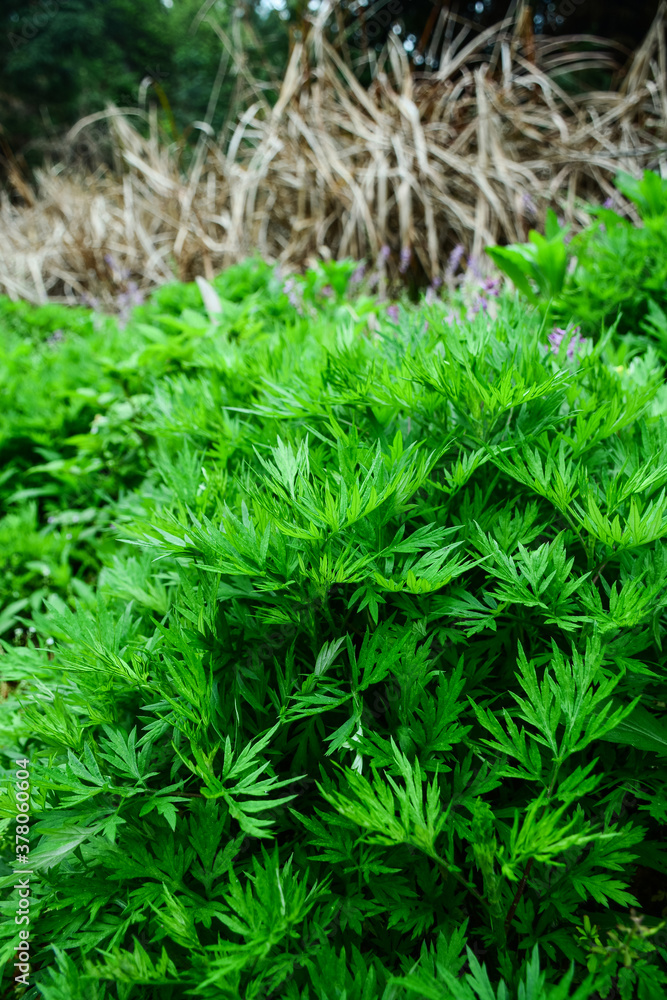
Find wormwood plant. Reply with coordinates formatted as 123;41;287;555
487;170;667;364
1;262;667;998
0;259;372;641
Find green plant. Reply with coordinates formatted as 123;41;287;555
576;912;667;999
1;259;667;998
486;209;570;308
487;171;667;362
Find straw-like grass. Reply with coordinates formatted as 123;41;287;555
1;1;666;306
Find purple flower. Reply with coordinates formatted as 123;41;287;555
482;276;501;297
116;281;146;326
349;262;366;286
399;246;412;274
548;326;585;360
379;245;391;262
387;304;399;322
320;285;334;298
117;281;144;308
425;275;443;305
603;196;613;209
548;327;566;350
283;277;304;313
47;329;64;346
522;192;538;218
445;244;465;280
105;253;131;282
467;255;481;280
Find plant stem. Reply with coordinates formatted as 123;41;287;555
433;854;485;905
505;772;559;931
504;857;534;930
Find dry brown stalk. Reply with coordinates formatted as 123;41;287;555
1;2;666;307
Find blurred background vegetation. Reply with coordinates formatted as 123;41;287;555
1;0;661;183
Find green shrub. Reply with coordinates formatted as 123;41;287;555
0;259;378;640
488;170;667;364
1;260;667;998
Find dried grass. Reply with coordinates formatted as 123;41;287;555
1;1;666;306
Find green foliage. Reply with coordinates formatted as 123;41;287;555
0;0;290;167
1;252;667;999
575;913;667;999
488;171;667;364
486;210;570;305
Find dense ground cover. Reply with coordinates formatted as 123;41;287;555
1;178;667;998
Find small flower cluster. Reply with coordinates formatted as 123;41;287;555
104;255;146;326
522;192;538;219
367;245;391;293
349;262;366;288
79;292;100;309
116;283;145;326
547;325;586;360
282;277;304;314
445;244;465;285
469;275;502;316
77;253;146;325
459;265;502;321
425;276;442;306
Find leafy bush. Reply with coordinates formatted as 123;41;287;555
0;259;376;641
1;258;667;999
488;170;667;364
562;172;667;353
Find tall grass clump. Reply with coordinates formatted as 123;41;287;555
0;2;666;307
